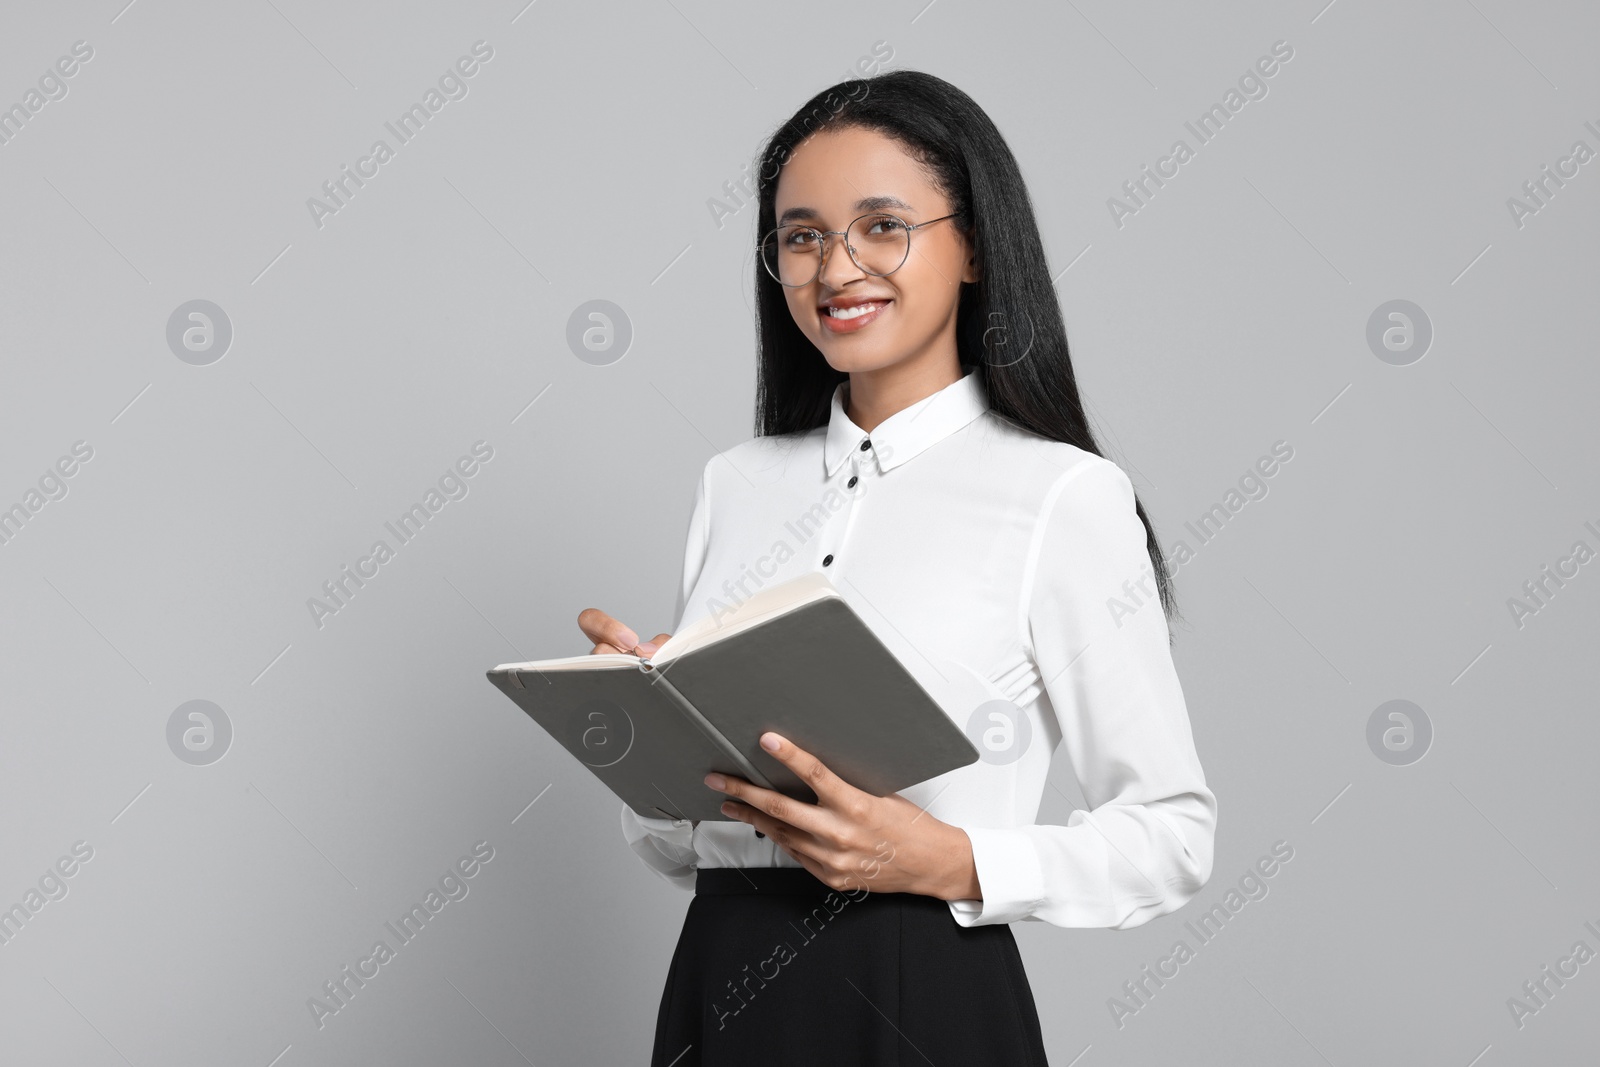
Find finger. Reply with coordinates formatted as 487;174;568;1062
726;806;876;895
782;844;868;894
711;771;829;838
721;800;825;861
638;632;672;656
577;608;641;655
728;804;866;892
755;732;859;809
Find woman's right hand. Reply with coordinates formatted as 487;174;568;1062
577;608;671;657
577;609;694;826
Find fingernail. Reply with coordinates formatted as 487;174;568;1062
704;772;726;790
619;627;639;648
760;733;781;752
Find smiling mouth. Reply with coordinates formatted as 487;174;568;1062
824;300;889;320
819;299;892;334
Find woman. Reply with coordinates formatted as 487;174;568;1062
582;70;1217;1065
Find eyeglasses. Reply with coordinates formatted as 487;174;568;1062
759;212;961;287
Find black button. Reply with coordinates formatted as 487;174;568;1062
847;475;858;488
859;439;871;451
822;554;834;566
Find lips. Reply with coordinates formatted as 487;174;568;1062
819;298;891;334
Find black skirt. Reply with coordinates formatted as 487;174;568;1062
651;866;1050;1066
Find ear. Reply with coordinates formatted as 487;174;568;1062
962;232;981;284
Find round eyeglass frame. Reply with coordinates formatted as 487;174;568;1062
758;212;961;287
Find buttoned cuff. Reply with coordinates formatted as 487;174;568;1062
619;805;699;890
620;807;695;850
947;825;1046;928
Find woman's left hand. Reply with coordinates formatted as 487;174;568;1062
704;731;981;902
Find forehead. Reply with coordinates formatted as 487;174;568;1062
774;126;943;221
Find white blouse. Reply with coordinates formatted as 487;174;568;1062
620;367;1217;929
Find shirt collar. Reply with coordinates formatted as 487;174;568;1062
823;366;989;477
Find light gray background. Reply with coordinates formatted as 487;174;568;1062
2;0;1596;1064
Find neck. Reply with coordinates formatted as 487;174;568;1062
845;355;965;434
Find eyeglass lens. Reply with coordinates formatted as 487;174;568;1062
761;214;912;286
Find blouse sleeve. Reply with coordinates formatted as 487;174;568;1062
618;458;713;891
949;458;1217;929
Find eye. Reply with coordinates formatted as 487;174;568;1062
864;215;907;236
782;228;820;249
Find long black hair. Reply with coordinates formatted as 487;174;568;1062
750;69;1178;624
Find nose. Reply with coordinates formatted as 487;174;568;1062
816;231;866;289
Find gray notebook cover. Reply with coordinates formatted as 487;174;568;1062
486;594;980;823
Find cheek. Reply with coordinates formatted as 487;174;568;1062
896;264;959;322
784;290;819;333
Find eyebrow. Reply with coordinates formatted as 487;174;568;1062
777;195;915;227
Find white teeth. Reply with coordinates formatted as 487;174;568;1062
827;302;884;320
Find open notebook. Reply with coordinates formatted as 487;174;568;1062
486;571;979;823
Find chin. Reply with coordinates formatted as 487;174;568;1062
817;346;905;375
